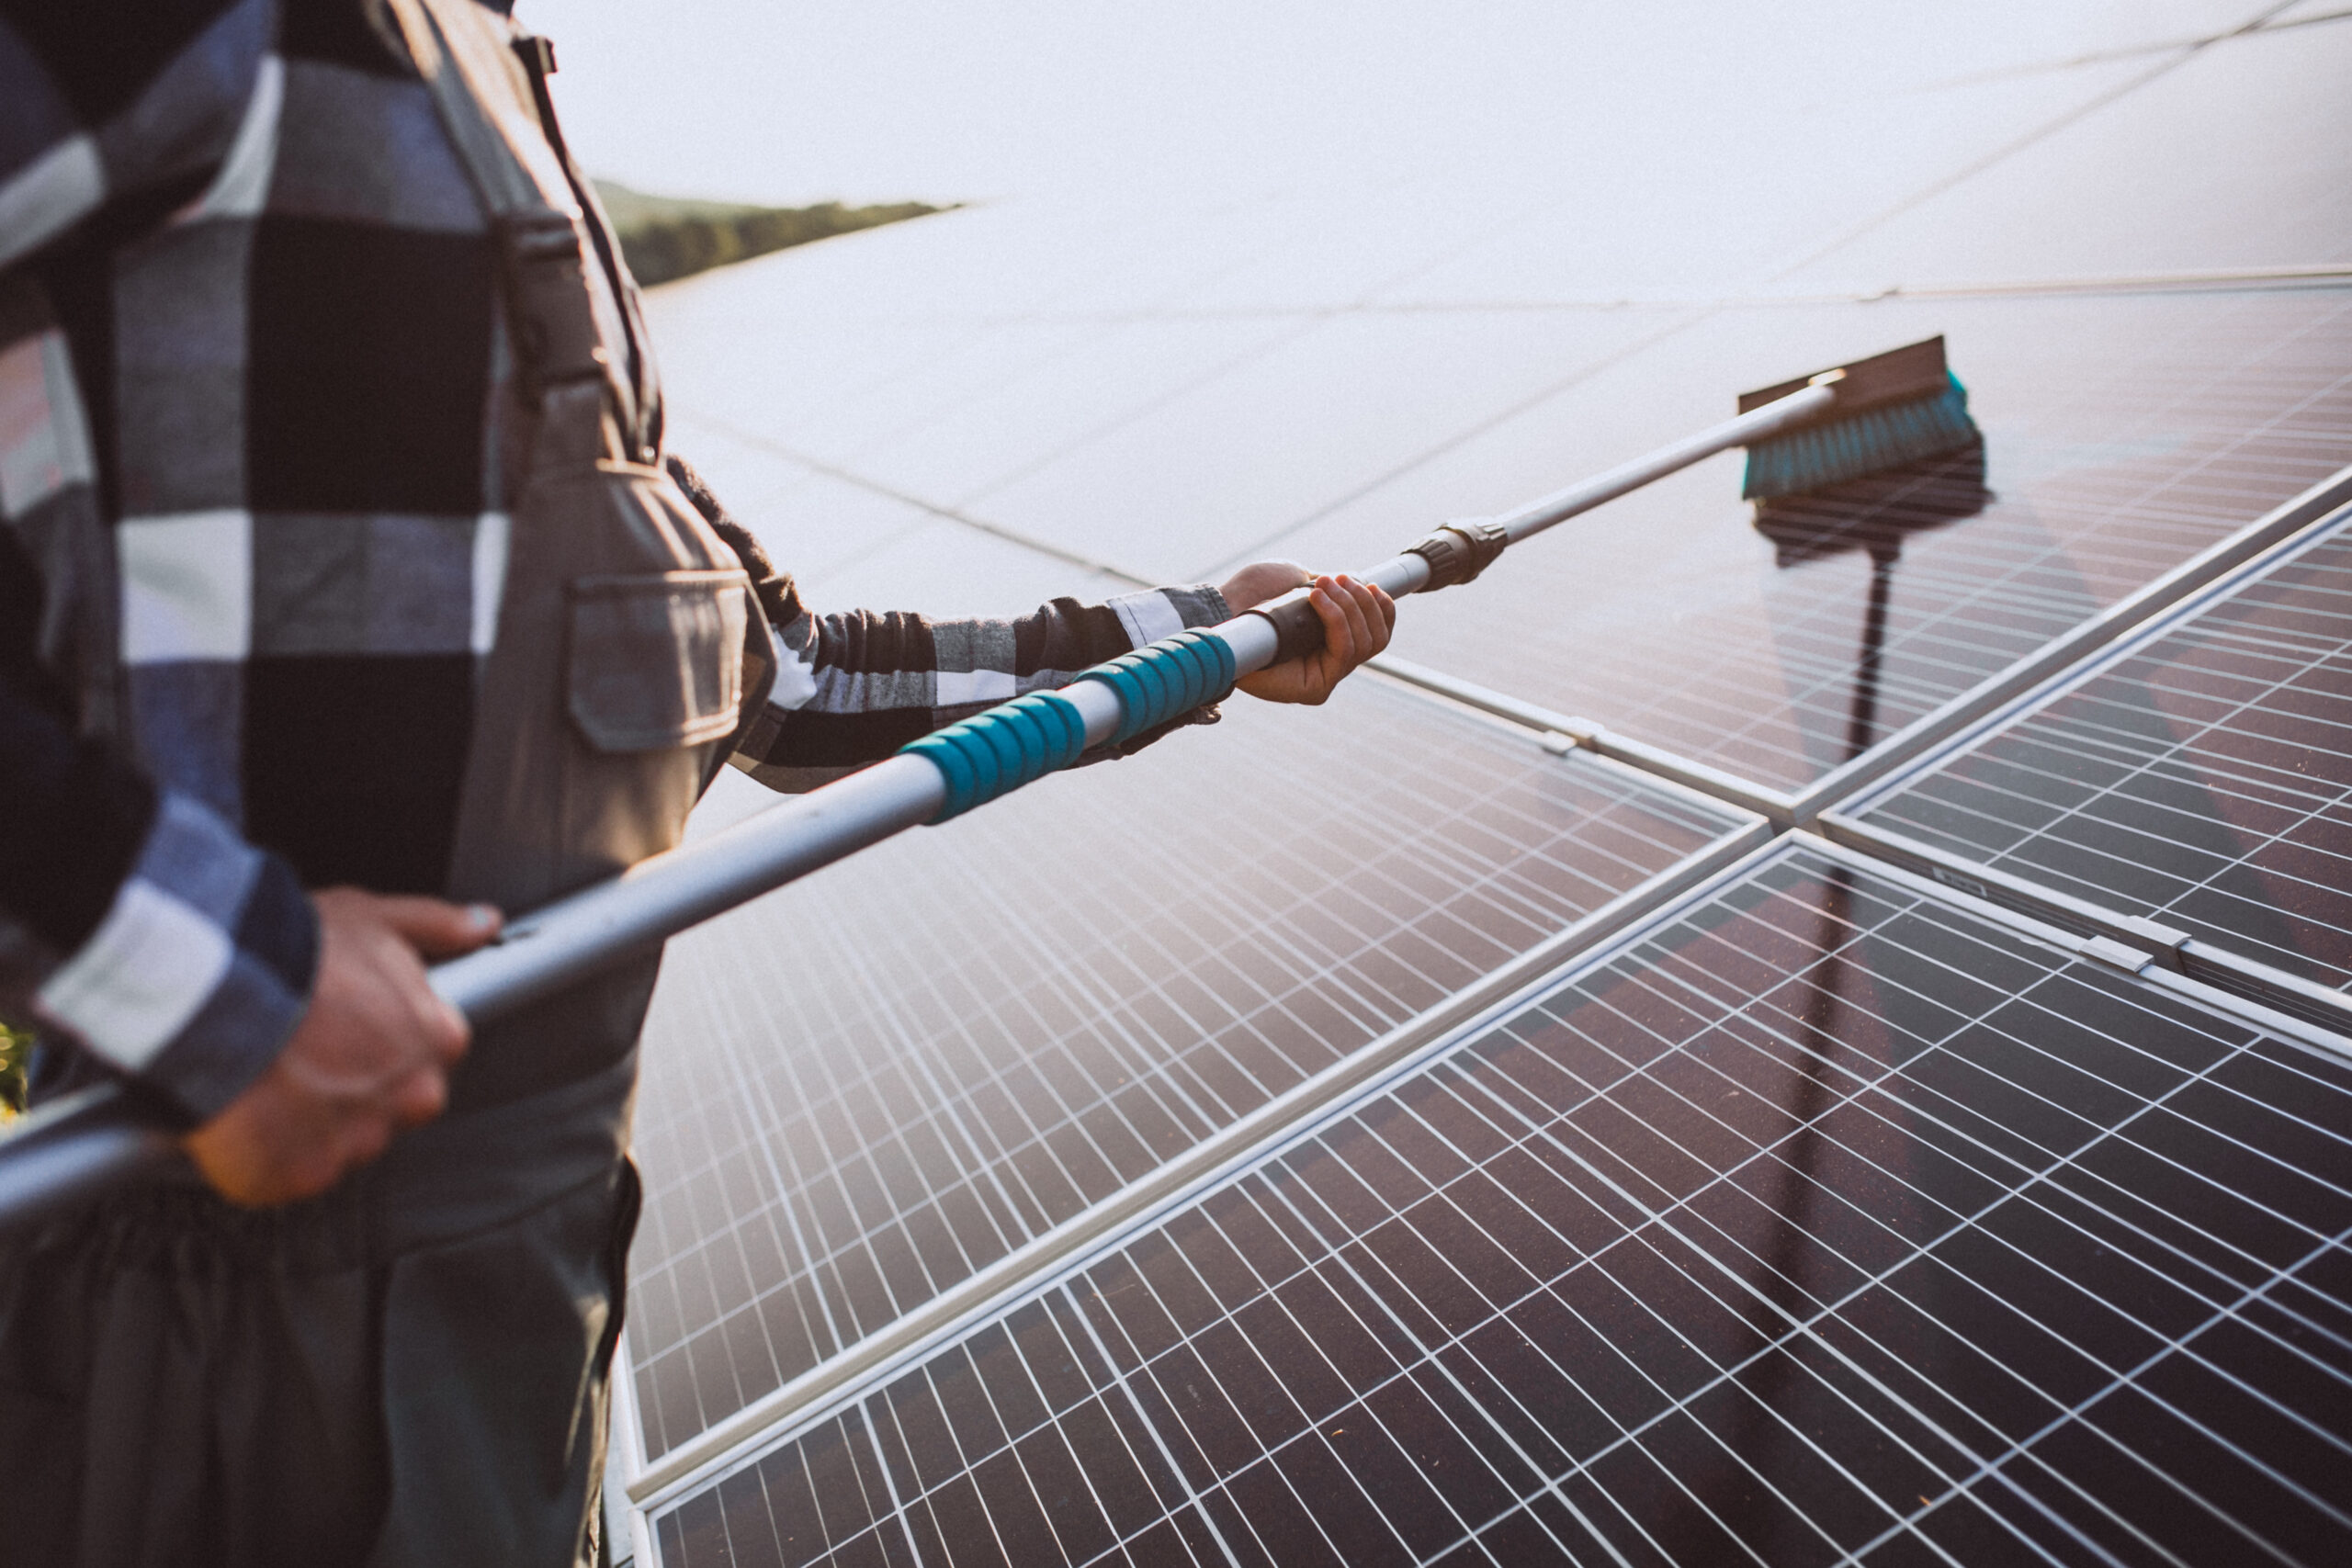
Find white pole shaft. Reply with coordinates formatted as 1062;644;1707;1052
1495;379;1836;544
0;380;1831;1224
435;527;1469;1027
434;524;1490;1025
431;753;944;1021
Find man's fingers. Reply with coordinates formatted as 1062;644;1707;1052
1305;583;1351;696
187;887;488;1208
1341;580;1394;658
1321;576;1374;667
405;986;470;1067
389;1066;450;1128
1339;576;1378;660
1227;569;1393;708
433;998;469;1065
373;895;503;959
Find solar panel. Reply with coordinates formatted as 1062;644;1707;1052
668;283;2352;826
1828;509;2352;1024
643;840;2352;1568
625;678;1764;1461
1777;12;2352;295
1270;287;2352;800
934;308;1684;587
599;16;2352;1561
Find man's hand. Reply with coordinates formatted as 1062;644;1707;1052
185;889;500;1207
1218;560;1396;705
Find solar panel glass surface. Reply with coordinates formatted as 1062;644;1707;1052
626;680;1758;1458
638;18;2342;601
650;183;2352;811
1777;14;2352;294
604;10;2352;1552
657;423;1138;612
650;843;2352;1568
1845;514;2352;1000
666;280;2352;805
1272;288;2352;795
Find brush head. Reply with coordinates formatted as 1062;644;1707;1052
1739;335;1983;501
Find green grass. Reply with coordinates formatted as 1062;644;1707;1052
593;180;951;288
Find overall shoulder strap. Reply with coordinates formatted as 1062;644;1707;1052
371;0;630;433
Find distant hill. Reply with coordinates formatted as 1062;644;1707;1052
593;181;950;287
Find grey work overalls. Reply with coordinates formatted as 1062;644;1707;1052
0;2;766;1562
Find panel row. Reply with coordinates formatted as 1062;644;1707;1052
650;840;2352;1567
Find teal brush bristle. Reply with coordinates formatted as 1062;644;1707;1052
1742;373;1979;501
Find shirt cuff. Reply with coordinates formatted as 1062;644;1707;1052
32;793;318;1122
1105;584;1231;649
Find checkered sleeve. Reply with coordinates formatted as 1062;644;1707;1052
24;785;320;1123
0;549;319;1121
664;457;1233;794
1;0;316;1120
2;418;316;1122
0;0;267;270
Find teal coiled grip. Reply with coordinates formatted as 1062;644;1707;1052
1073;629;1239;747
899;630;1238;822
900;691;1090;822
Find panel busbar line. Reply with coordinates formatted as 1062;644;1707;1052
624;677;1763;1461
650;840;2352;1568
1829;508;2352;1022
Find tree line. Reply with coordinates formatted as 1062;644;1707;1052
594;181;949;287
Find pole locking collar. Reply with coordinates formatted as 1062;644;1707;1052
1403;519;1509;590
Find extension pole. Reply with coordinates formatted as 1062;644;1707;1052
0;380;1835;1231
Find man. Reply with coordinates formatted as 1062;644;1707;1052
0;1;1394;1562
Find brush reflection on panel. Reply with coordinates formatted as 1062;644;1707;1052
624;678;1757;1457
1853;515;2352;994
652;845;2352;1568
1752;440;1994;772
1664;855;1861;1565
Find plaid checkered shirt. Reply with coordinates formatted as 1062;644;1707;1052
0;0;1229;1122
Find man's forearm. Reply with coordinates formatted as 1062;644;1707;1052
729;583;1233;790
665;451;1232;789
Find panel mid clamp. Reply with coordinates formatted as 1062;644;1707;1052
2079;935;2157;976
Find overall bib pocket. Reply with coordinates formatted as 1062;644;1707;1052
565;569;748;753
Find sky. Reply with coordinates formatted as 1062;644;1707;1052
530;0;2278;209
